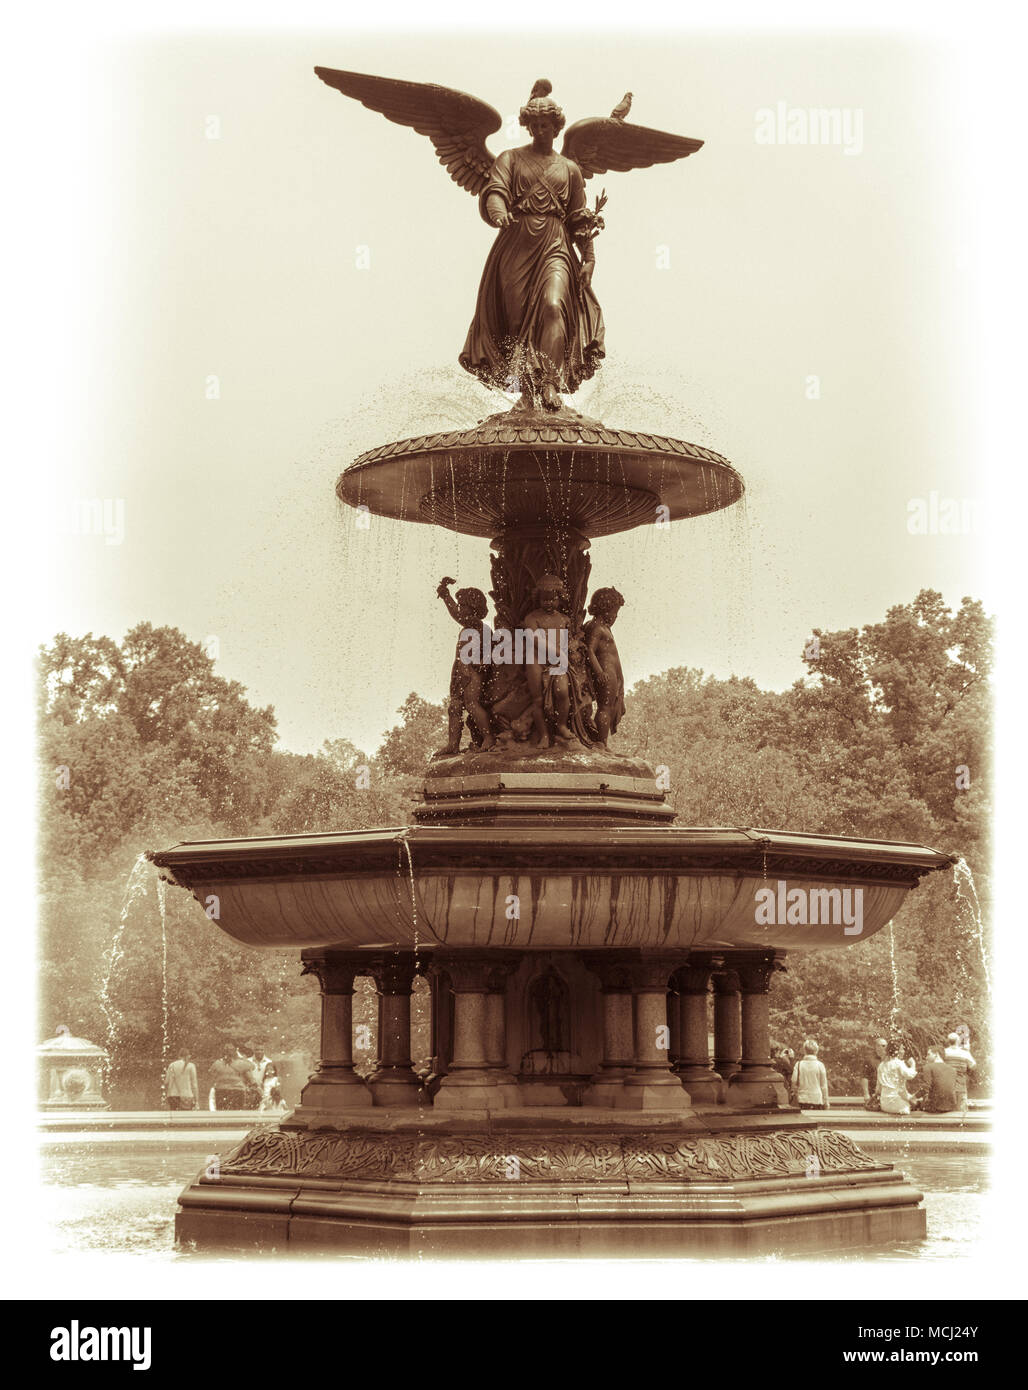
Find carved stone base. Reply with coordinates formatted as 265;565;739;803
727;1068;790;1109
175;1111;925;1258
298;1076;374;1113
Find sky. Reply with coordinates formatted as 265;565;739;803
40;28;989;755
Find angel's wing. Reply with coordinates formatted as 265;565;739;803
314;67;502;196
562;117;703;179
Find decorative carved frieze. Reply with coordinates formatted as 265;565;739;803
220;1126;880;1185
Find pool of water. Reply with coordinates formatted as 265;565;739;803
39;1141;989;1262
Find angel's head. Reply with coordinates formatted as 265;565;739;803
519;78;565;136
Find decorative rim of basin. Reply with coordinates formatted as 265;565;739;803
149;825;955;889
336;405;745;538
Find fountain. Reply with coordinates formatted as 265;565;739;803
150;66;954;1255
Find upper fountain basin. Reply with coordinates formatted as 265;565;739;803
337;404;744;539
149;825;953;953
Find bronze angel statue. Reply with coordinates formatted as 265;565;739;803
315;68;703;412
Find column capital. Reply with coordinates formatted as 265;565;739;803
583;950;681;993
484;954;522;992
712;968;741;995
672;962;713;995
430;953;496;992
366;953;418;995
300;952;364;995
582;951;637;991
733;950;787;995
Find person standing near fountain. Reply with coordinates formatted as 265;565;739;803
790;1039;830;1111
878;1041;917;1115
210;1047;248;1111
164;1050;198;1111
944;1032;977;1115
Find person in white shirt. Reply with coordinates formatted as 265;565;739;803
790;1039;830;1110
165;1051;198;1110
878;1040;917;1114
943;1032;977;1115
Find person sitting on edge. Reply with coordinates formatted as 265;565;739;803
522;575;573;748
861;1037;888;1105
790;1038;830;1110
922;1045;959;1114
878;1040;917;1115
943;1032;977;1116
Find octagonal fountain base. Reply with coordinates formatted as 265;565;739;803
177;1111;925;1258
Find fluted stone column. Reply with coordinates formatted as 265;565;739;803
713;968;742;1097
726;951;789;1109
582;954;636;1107
298;950;372;1112
432;955;505;1110
620;953;692;1111
368;953;422;1108
671;958;722;1105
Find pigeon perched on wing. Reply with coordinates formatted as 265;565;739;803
610;92;633;122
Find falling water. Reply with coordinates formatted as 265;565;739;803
887;922;902;1038
98;853;153;1091
952;857;992;1003
157;873;169;1105
397;831;420;950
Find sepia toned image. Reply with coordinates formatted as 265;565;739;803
18;0;1019;1338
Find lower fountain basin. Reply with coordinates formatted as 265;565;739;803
149;825;953;952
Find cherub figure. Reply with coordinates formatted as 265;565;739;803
436;576;495;754
522;574;573;747
584;587;626;747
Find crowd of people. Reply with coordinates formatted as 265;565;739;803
772;1032;979;1116
163;1044;289;1113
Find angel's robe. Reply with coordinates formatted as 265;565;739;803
459;146;605;396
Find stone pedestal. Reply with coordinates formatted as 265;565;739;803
176;1111;926;1258
297;952;372;1113
727;953;790;1109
